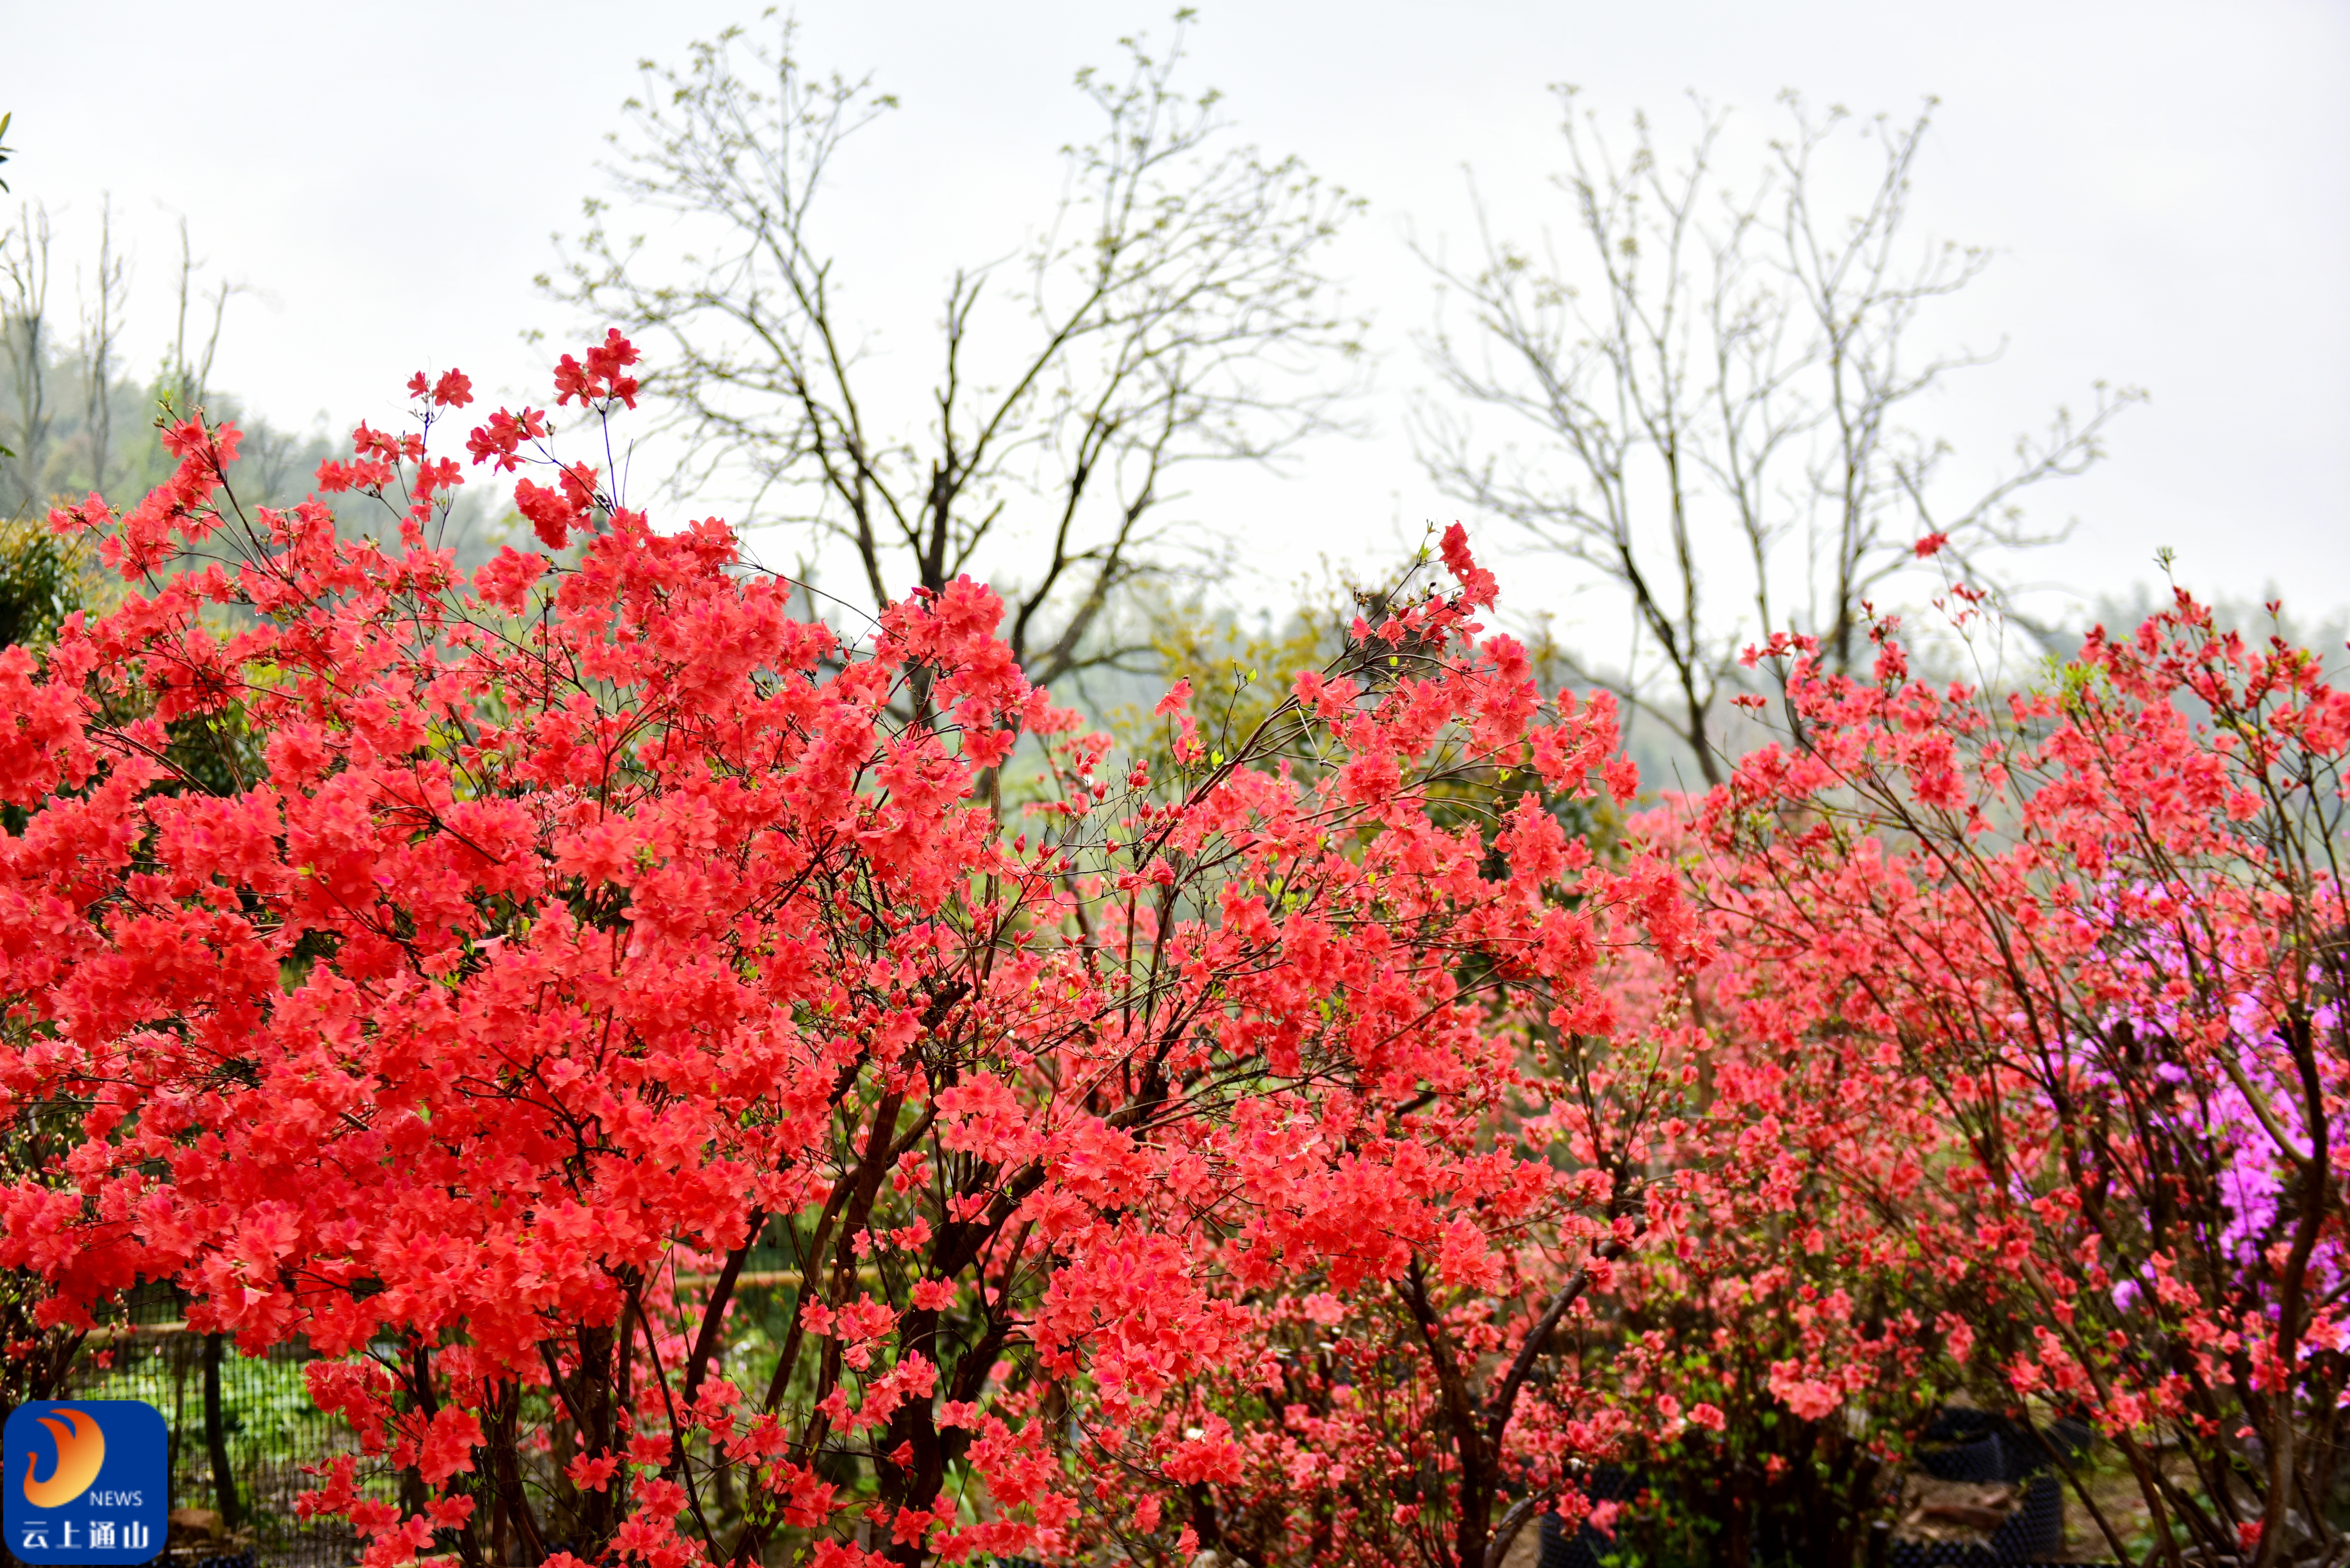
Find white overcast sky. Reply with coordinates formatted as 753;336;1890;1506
8;0;2347;636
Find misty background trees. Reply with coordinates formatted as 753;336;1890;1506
0;200;509;650
2;19;2157;774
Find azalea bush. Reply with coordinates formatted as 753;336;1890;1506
1687;603;2350;1568
1137;907;1706;1568
1545;939;1960;1568
0;340;1704;1568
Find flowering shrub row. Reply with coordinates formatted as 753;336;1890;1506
0;338;2339;1568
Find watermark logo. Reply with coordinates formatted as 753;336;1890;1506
3;1402;167;1563
21;1408;105;1508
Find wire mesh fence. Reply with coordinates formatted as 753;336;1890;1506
4;1264;817;1568
68;1334;367;1568
6;1285;391;1568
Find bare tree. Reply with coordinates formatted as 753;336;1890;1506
2;202;56;513
545;11;1364;686
76;198;125;488
1417;92;2139;783
159;216;235;418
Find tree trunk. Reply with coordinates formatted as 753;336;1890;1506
201;1331;242;1532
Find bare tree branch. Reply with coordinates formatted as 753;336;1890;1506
1415;92;2142;780
545;14;1366;686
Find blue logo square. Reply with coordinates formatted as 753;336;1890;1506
3;1401;169;1564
